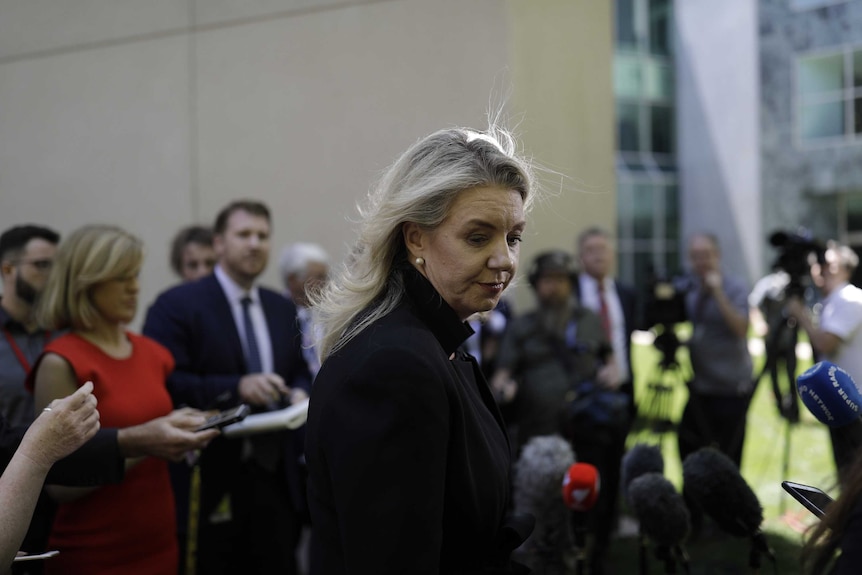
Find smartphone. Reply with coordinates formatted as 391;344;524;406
13;550;59;562
782;480;834;519
196;404;250;432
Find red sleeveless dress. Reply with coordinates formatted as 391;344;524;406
31;332;178;575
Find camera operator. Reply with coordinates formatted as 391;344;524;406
786;241;862;485
678;233;753;469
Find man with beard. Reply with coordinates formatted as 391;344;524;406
492;250;620;574
0;225;59;430
144;200;311;575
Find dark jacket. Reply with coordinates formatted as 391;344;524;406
305;268;530;574
0;420;122;486
575;275;638;385
142;273;311;515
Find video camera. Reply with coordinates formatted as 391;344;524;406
643;272;696;369
644;274;695;329
768;229;825;298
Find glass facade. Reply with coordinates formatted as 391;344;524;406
797;47;862;142
614;0;680;289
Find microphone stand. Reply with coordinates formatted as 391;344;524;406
673;544;691;574
748;531;775;574
637;532;649;575
654;544;677;574
573;518;587;575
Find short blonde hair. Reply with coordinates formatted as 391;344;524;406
38;225;143;331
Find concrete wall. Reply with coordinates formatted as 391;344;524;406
508;0;615;311
0;0;614;321
676;0;761;283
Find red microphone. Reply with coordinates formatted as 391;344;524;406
561;462;600;511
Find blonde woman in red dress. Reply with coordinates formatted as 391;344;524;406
28;224;211;575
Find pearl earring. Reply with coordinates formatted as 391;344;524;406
415;257;425;266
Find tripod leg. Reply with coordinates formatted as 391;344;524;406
780;419;791;515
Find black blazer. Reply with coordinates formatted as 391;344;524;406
143;273;310;512
305;268;529;575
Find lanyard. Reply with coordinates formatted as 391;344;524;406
2;327;50;373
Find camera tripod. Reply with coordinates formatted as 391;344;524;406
635;325;689;444
757;310;802;514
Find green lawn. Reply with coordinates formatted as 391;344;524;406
605;331;835;574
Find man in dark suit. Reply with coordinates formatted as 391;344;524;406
144;200;310;575
575;227;639;571
576;227;639;417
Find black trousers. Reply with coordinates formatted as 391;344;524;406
197;461;300;575
677;390;752;469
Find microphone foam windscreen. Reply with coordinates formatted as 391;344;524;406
621;443;664;500
628;472;690;547
797;361;862;427
682;447;762;538
513;435;575;517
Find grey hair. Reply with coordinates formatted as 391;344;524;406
576;226;611;252
312;125;535;360
827;240;860;274
278;242;330;281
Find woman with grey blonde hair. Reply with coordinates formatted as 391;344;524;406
305;126;537;574
28;224;213;575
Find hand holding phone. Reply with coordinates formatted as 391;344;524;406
195;404;250;432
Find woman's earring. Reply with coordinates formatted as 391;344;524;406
415;257;425;266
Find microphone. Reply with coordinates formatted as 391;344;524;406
562;462;600;512
511;435;576;573
628;473;690;548
682;447;763;537
796;361;862;427
561;462;600;575
621;444;664;505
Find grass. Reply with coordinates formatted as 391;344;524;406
604;328;835;574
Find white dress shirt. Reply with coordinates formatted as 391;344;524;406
215;265;274;374
578;273;630;380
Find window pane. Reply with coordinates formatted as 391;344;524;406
615;54;642;99
666;249;681;277
798;54;844;98
793;0;845;9
643;59;673;101
616;0;637;48
633;184;654;240
648;0;670;56
800;99;845;140
847;194;862;233
856;97;862;134
854;50;862;88
618;103;641;151
632;251;655;293
617;181;634;230
664;183;680;241
650;105;674;154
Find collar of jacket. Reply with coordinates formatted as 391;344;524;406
400;264;474;357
